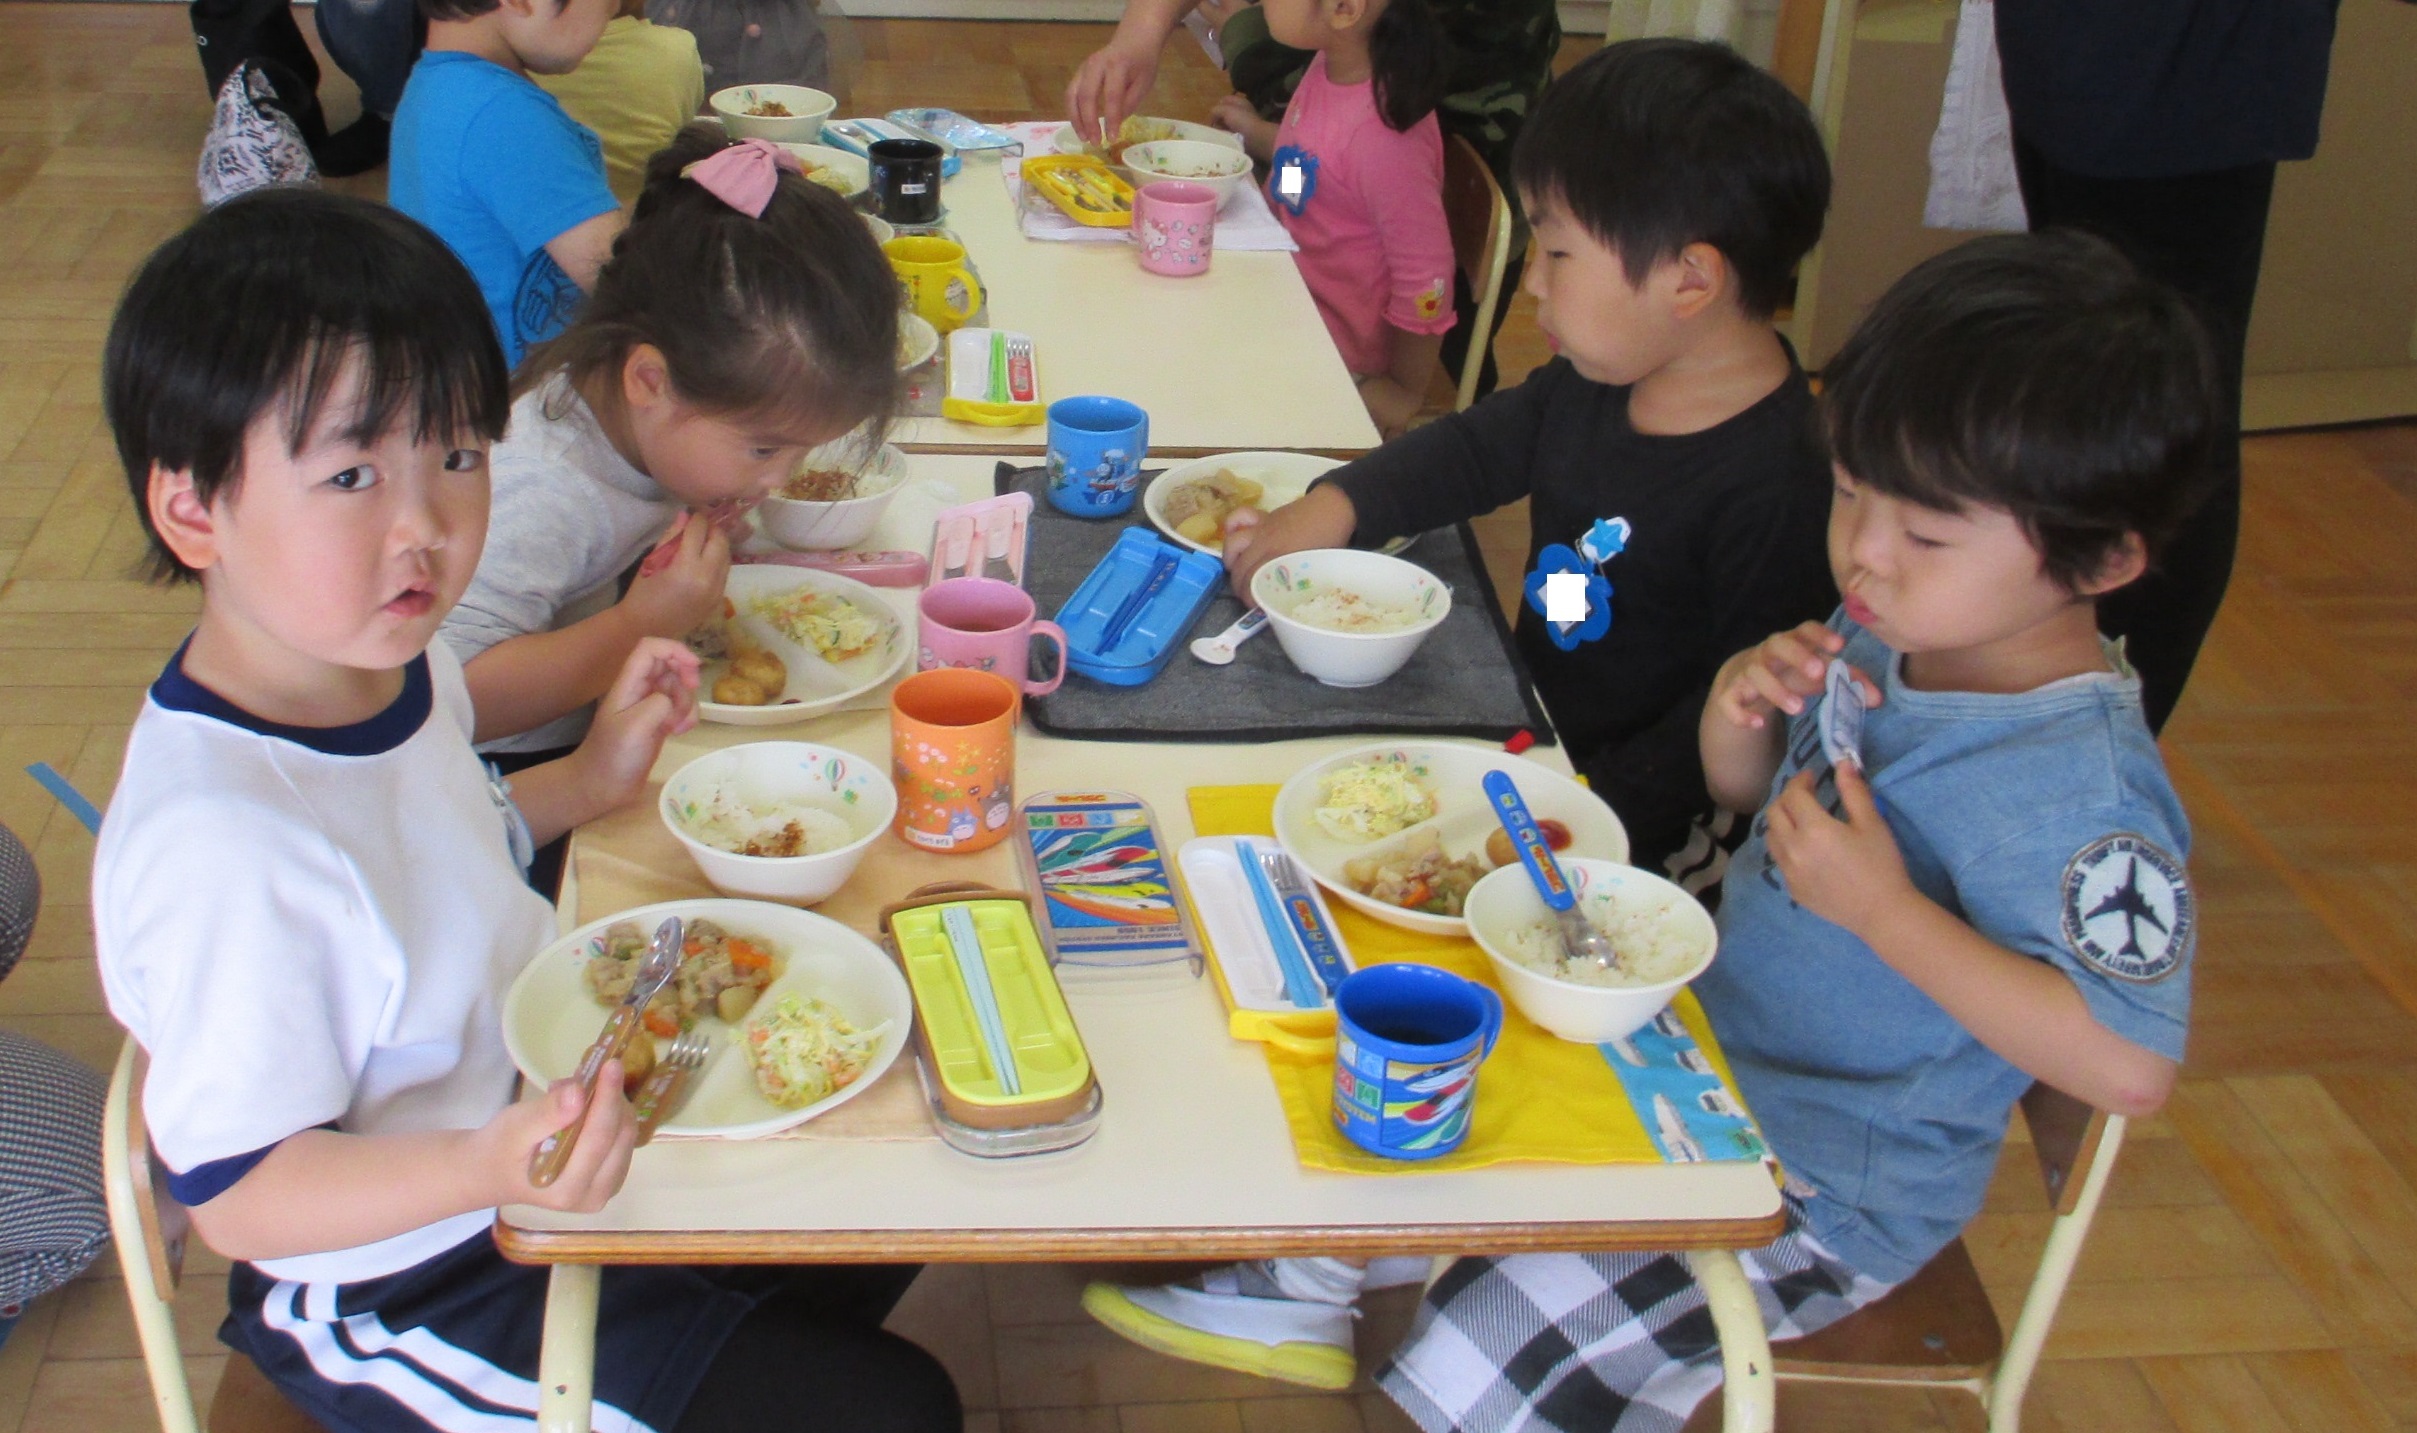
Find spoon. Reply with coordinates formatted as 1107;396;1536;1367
1481;770;1620;974
1190;608;1269;665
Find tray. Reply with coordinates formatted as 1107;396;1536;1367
1055;527;1224;686
878;883;1098;1131
1175;837;1357;1042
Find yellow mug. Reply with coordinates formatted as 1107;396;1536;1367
882;236;983;334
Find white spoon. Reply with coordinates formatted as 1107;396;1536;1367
1190;608;1269;665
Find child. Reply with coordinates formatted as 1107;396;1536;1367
536;0;709;204
1222;39;1836;891
389;0;625;365
442;124;898;772
1208;0;1456;437
92;188;958;1433
1104;231;2222;1428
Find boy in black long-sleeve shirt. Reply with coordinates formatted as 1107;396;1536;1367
1227;39;1836;889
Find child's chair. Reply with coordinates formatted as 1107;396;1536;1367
102;1037;327;1433
1681;1084;2126;1433
1439;134;1512;413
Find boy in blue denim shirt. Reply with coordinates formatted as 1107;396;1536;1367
1374;231;2223;1432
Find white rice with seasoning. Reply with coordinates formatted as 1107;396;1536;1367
1287;584;1423;633
1503;890;1707;988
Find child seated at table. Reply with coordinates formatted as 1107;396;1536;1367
1208;0;1456;438
390;0;624;366
92;188;958;1433
535;0;708;204
1092;230;2218;1431
442;125;897;876
1225;38;1836;893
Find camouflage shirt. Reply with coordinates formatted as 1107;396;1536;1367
1218;0;1558;235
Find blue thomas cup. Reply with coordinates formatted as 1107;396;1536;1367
1329;963;1504;1160
1045;396;1149;518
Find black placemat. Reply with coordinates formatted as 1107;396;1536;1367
993;464;1557;745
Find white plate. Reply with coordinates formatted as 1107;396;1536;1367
776;142;871;201
1142;452;1413;558
697;566;909;726
1051;117;1245;162
1272;742;1629;938
501;898;912;1140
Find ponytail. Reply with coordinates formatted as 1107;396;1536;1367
1369;0;1446;133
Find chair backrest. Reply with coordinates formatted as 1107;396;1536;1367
2016;1081;2113;1215
102;1037;201;1433
1439;134;1512;413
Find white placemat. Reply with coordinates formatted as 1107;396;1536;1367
995;121;1298;253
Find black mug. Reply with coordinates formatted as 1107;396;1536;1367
869;138;944;225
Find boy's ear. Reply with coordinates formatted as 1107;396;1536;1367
148;464;219;574
2075;533;2149;597
620;344;674;414
1666;242;1731;320
1324;0;1370;28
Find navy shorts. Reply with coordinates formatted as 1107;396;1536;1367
223;1233;793;1433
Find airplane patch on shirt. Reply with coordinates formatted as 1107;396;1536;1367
2060;834;2194;983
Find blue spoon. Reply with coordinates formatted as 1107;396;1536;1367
1481;769;1620;973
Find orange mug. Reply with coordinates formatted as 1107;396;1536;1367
890;668;1019;853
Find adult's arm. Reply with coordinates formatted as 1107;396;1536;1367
1066;0;1197;138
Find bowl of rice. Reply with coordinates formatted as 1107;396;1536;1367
1122;140;1254;207
709;84;836;143
1251;548;1451;688
1463;858;1716;1043
660;742;898;904
757;432;910;551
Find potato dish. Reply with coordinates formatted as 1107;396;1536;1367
584;918;781;1083
1160;470;1265;547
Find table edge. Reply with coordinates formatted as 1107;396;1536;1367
492;1210;1791;1265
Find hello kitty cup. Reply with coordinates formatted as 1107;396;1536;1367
890;668;1019;854
1133;181;1217;277
917;578;1068;695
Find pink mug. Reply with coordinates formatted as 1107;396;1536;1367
1134;181;1217;277
916;578;1069;695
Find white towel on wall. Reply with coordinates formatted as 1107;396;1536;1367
1924;0;2028;232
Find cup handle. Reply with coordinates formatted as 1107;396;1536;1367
947;267;982;322
1025;622;1069;696
1260;1024;1337;1058
1473;984;1505;1059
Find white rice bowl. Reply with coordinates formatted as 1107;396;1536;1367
1465;858;1715;1043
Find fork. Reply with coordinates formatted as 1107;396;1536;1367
632;1027;714;1145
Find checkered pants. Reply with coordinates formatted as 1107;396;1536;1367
1378;1206;1892;1433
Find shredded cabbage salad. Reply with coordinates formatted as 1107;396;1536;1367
1313;757;1437;843
744;993;890;1109
752;590;885;664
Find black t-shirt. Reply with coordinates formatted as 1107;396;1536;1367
1994;0;2340;178
1327;356;1836;873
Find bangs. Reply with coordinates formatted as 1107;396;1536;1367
278;320;508;460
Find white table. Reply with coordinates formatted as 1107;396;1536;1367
501;455;1782;1432
891;158;1382;456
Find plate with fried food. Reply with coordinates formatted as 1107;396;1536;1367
1144;452;1418;558
686;566;909;725
501;898;912;1140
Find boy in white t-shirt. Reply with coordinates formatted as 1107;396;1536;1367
94;189;960;1433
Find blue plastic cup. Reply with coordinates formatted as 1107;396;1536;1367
1328;963;1504;1160
1045;396;1149;518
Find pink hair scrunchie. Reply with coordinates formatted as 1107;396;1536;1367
682;137;805;218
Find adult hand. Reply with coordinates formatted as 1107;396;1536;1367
1068;31;1165;141
1763;763;1916;938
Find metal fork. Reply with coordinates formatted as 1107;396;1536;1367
632;1028;713;1145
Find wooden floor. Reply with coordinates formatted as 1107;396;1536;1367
3;6;2416;1431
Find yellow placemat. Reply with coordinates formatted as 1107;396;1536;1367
567;787;936;1143
1190;783;1740;1175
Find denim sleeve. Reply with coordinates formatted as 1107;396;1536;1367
1952;806;2195;1062
463;88;620;256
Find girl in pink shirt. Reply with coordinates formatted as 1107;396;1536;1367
1211;0;1456;437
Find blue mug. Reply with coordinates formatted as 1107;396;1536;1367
1045;396;1149;518
1326;963;1503;1160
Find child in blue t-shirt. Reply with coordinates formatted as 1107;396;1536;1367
1085;231;2223;1433
390;0;625;365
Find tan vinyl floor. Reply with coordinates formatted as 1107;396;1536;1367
2;7;2416;1431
